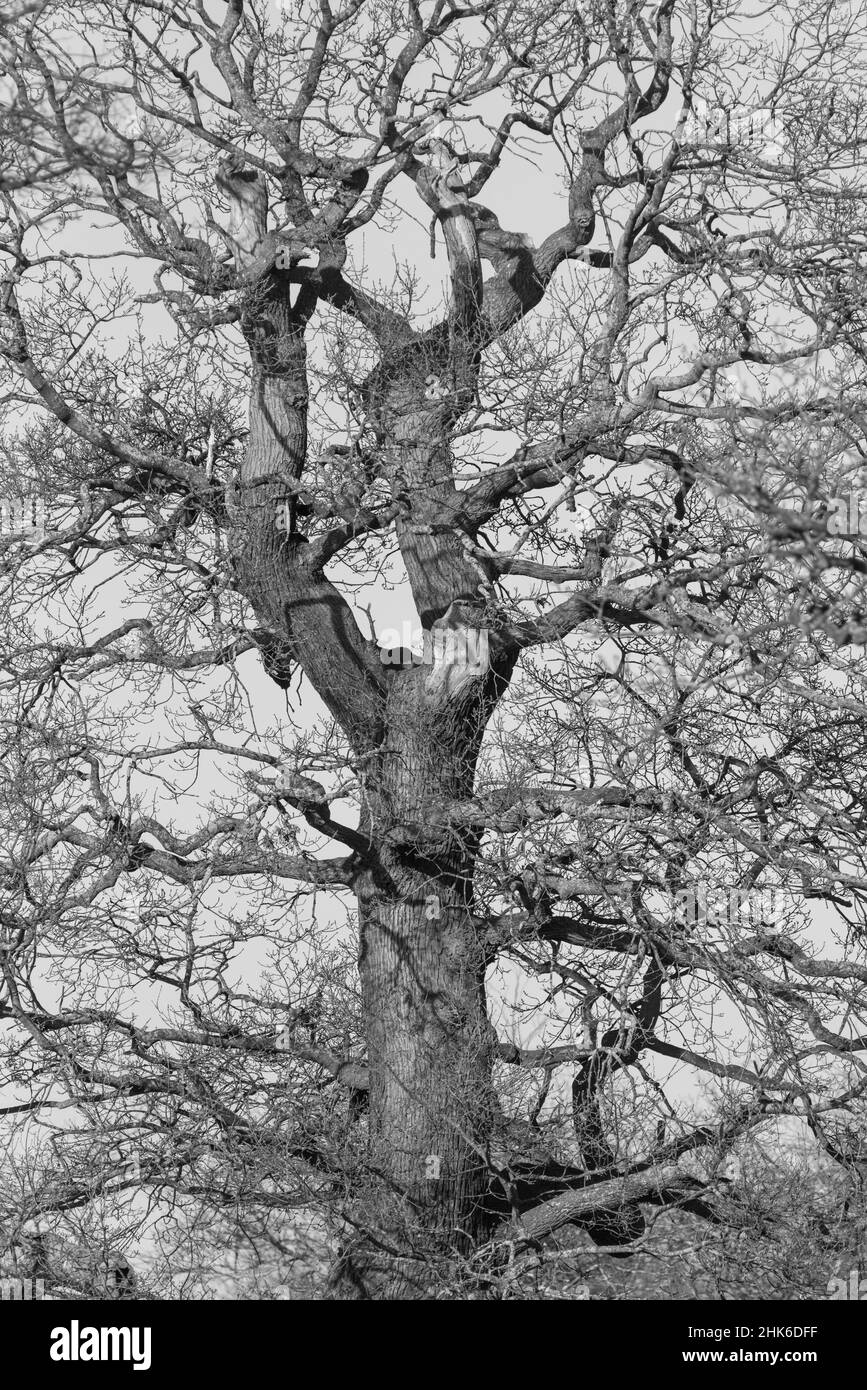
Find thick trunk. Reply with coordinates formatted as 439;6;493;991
333;673;499;1298
345;879;493;1297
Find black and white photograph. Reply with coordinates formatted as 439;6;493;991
1;0;866;1354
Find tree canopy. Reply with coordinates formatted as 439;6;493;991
1;0;867;1299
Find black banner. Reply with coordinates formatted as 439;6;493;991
3;1298;862;1378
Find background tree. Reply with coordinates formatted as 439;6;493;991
2;0;867;1299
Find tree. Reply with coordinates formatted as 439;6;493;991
2;0;867;1300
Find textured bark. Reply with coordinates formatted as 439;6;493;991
332;663;510;1298
367;139;491;627
222;164;386;754
386;412;489;628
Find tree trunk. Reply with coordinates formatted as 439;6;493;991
334;671;499;1298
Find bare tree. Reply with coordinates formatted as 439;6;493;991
1;0;867;1300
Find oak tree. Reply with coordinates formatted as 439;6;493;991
2;0;867;1299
